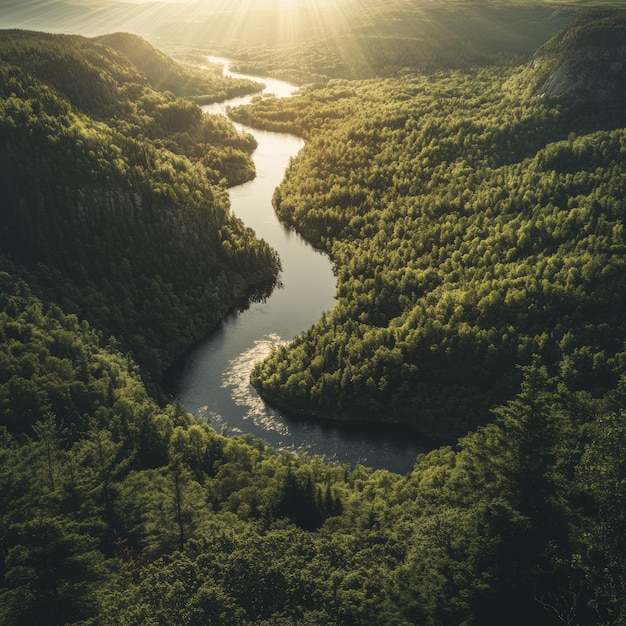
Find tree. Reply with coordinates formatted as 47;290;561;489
577;375;626;624
0;515;107;626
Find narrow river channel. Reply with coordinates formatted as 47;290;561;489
171;58;429;473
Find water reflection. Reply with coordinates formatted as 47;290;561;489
172;58;431;473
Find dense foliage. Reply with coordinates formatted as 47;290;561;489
94;32;262;104
1;8;626;626
1;274;625;625
244;11;626;439
0;30;279;382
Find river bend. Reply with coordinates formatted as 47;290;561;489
172;58;428;473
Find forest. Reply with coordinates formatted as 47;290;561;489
1;4;625;625
153;1;576;82
243;9;626;439
0;30;278;385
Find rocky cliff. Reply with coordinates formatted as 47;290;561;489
526;9;626;103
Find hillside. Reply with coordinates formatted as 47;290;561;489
2;268;623;625
0;10;625;626
0;30;279;381
524;9;626;102
94;32;262;102
153;2;575;82
244;9;626;439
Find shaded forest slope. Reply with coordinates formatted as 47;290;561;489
1;270;625;625
243;9;626;439
94;32;262;103
0;30;278;382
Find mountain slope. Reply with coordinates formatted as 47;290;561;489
94;31;262;101
525;9;626;102
0;30;279;381
246;10;626;439
0;16;625;626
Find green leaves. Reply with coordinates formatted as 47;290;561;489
1;515;108;626
0;30;281;382
0;15;625;625
1;294;624;625
248;60;626;438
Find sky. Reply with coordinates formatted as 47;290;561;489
0;0;351;41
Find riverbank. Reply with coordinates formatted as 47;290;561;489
171;58;430;472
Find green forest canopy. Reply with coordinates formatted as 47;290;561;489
149;1;576;84
242;9;626;439
1;7;626;625
0;30;278;383
1;269;625;625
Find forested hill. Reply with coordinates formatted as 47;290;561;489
524;8;626;102
0;30;278;382
1;13;626;626
156;1;575;82
93;32;262;103
2;268;625;625
243;9;626;439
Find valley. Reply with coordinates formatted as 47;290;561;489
0;4;625;625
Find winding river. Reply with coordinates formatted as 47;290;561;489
171;58;429;474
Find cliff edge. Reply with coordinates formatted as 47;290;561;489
525;9;626;103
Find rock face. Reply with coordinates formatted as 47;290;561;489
527;9;626;103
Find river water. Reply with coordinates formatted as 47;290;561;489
171;58;430;473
